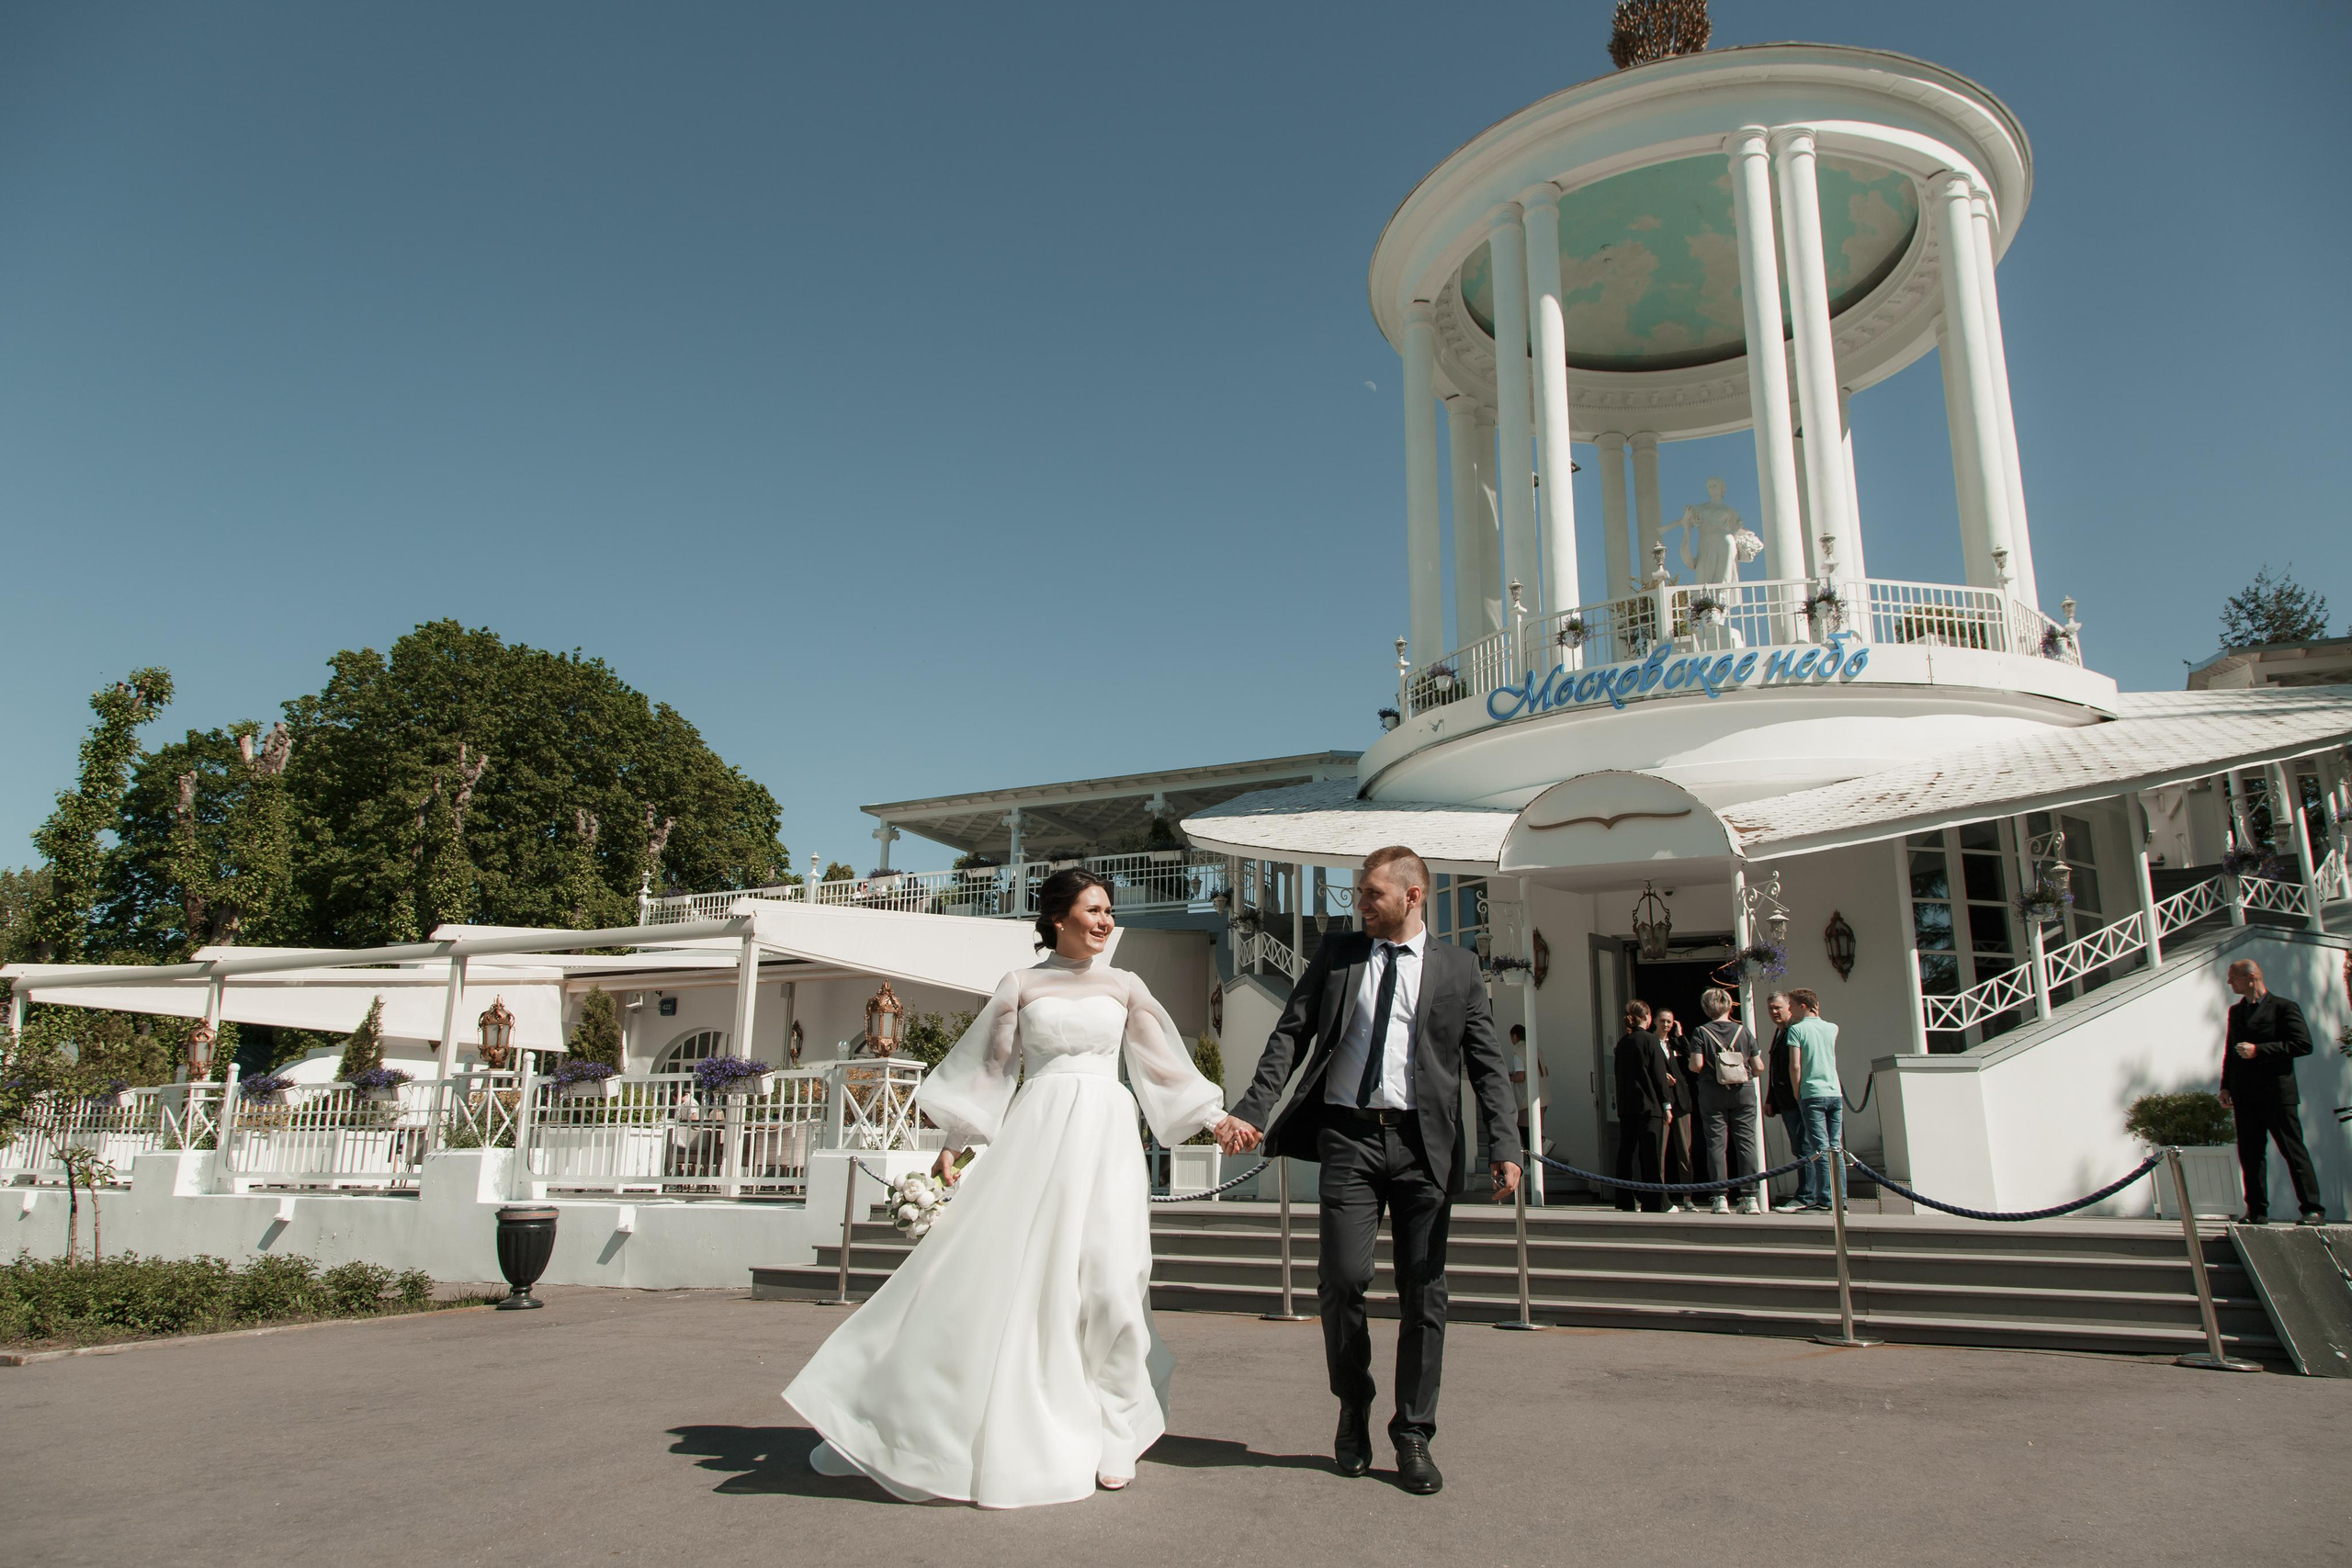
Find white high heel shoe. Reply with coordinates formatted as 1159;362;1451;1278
1098;1474;1130;1491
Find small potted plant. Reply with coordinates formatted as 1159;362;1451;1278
1687;594;1724;625
2219;845;2289;881
345;1066;413;1104
550;1059;620;1100
2127;1091;2237;1218
1376;706;1401;732
2014;878;2072;928
240;1073;297;1106
1555;616;1587;651
693;1055;776;1100
87;1077;133;1111
1804;586;1844;631
1736;941;1788;979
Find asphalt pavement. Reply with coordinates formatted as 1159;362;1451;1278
2;1286;2344;1567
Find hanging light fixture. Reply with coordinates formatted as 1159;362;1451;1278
864;981;905;1056
477;997;516;1068
1630;882;1674;963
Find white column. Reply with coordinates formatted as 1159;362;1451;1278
2273;763;2324;932
2128;793;2165;966
1521;184;1579;615
1929;168;2014;592
871;822;899;873
1596;432;1630;599
1935;315;1993;587
1487;204;1540;605
1471;404;1504;634
1400;299;1444;662
1770;128;1858;581
1837;386;1867;580
1445;396;1493;643
730;932;762;1060
1724;128;1804;583
435;954;467;1081
1631;432;1662;576
1969;188;2038;609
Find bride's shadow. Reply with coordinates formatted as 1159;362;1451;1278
668;1426;1329;1500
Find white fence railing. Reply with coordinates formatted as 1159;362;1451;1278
1401;576;2085;716
642;851;1229;928
221;1072;517;1191
0;1083;229;1185
1917;870;2325;1040
1235;928;1304;981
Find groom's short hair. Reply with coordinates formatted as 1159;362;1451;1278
1363;845;1430;891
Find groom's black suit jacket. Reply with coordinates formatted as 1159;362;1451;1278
1233;930;1521;1192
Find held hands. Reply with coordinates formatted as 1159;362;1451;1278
932;1148;964;1186
1211;1115;1262;1156
1490;1160;1521;1201
2234;1041;2257;1060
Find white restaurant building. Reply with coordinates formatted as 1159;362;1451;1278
6;41;2350;1284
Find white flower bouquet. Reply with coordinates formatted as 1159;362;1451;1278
889;1170;953;1240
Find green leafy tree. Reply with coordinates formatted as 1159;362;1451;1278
2219;566;2330;649
337;997;387;1081
820;861;856;885
900;1009;978;1071
568;986;624;1070
277;622;786;946
23;670;173;962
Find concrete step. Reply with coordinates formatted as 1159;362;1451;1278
749;1202;2278;1360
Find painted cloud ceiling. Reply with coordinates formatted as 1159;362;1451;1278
1460;153;1919;373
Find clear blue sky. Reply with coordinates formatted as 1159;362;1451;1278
3;2;2346;876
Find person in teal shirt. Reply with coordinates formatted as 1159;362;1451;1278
1784;988;1844;1211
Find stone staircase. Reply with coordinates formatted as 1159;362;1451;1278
751;1200;2279;1360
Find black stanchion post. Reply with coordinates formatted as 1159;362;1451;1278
2165;1146;2260;1372
1495;1157;1544;1331
1812;1141;1877;1348
1261;1157;1313;1322
831;1157;860;1306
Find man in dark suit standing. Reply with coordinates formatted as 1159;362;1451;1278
2218;959;2325;1225
1221;845;1520;1497
1612;999;1674;1213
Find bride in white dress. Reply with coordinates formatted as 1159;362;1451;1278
784;868;1239;1508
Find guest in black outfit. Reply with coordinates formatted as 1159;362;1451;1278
1612;999;1675;1213
1762;993;1807;1212
2219;959;2325;1225
1653;1008;1697;1210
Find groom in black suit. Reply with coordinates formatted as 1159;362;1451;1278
1221;845;1521;1495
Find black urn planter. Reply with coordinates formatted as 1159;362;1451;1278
494;1205;560;1311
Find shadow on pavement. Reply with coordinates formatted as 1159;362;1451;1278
1142;1433;1334;1473
669;1424;910;1502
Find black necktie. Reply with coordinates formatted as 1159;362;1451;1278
1356;942;1402;1106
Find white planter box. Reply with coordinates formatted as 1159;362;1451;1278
2151;1145;2241;1219
1167;1145;1224;1198
556;1077;620;1100
715;1073;778;1100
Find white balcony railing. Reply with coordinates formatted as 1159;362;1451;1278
221;1071;517;1191
641;850;1229;928
0;1082;229;1185
1401;576;2084;717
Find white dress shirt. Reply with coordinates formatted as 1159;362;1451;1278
1323;927;1426;1111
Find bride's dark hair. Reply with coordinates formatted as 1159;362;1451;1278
1034;867;1115;952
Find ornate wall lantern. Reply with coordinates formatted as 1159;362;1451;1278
864;981;905;1057
1630;882;1674;963
1824;911;1857;981
187;1020;216;1079
788;1019;805;1067
478;997;516;1069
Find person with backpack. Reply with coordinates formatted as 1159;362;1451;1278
1684;987;1765;1215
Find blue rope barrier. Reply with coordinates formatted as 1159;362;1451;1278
1843;1151;2162;1223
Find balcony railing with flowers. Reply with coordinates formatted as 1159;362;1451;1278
642;849;1230;927
1398;577;2085;717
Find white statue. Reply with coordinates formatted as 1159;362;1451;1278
1675;478;1764;586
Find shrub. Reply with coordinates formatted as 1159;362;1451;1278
900;1010;977;1071
337;997;387;1081
692;1055;773;1095
2124;1090;2233;1147
569;987;623;1070
0;1250;470;1348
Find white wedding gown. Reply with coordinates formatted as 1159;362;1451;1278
782;952;1225;1508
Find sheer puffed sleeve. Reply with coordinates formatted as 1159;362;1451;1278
1118;971;1226;1146
911;971;1023;1147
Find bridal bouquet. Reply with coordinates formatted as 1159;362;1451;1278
890;1171;952;1240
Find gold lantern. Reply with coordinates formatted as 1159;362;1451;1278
187;1020;217;1080
864;981;905;1057
477;996;516;1069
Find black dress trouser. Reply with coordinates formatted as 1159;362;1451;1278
2233;1099;2324;1219
1317;1118;1450;1441
1615;1116;1666;1213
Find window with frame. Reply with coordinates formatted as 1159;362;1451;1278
1905;822;2024;1052
655;1029;729;1074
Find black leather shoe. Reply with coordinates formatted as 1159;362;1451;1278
1333;1403;1372;1477
2300;1211;2328;1227
1394;1432;1442;1495
2238;1213;2270;1225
